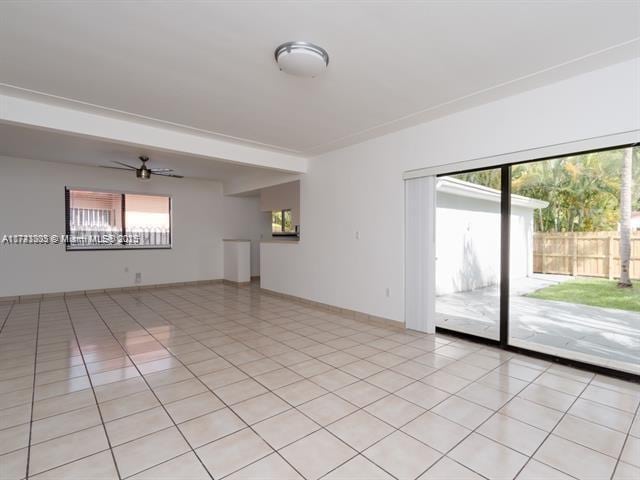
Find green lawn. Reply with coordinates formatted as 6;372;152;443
527;278;640;312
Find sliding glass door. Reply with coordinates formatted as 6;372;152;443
435;168;502;340
430;144;639;376
508;147;640;375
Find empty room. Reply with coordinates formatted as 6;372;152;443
0;1;639;479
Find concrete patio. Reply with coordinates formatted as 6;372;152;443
436;274;640;373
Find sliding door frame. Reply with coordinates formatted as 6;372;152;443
433;142;640;382
500;165;511;348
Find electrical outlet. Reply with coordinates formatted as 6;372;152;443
355;231;360;240
385;287;390;297
135;272;142;284
124;267;129;273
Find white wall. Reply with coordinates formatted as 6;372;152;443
222;194;271;277
0;155;265;296
435;192;534;295
223;241;251;283
260;58;640;322
260;181;300;226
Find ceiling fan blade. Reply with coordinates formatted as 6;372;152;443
112;161;137;169
100;166;133;171
154;172;184;178
149;168;174;173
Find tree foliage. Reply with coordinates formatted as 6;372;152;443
452;147;639;232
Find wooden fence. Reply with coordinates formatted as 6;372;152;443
533;232;640;280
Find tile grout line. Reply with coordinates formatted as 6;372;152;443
4;285;636;480
24;300;41;479
140;286;502;479
157;286;455;399
132;286;574;479
4;343;623;430
511;372;595;479
113;288;313;479
103;286;640;478
0;342;624;472
317;350;539;478
610;398;640;479
137;286;398;477
78;294;216;480
429;361;568;480
320;351;600;479
0;302;16;337
415;360;615;479
348;352;539;480
148;290;443;423
62;296;124;480
2;357;492;463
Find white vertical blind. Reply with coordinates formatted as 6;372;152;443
405;175;436;333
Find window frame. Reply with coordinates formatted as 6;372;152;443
271;208;297;237
64;187;173;251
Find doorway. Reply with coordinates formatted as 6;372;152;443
407;144;640;378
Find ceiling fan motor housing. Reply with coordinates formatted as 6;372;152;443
136;167;151;180
101;155;181;179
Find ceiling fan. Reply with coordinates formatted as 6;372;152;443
101;156;184;180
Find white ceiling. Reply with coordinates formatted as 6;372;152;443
0;122;282;183
1;1;639;155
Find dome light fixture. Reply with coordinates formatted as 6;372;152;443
274;41;329;78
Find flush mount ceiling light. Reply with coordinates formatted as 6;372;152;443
274;41;329;78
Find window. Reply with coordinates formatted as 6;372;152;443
70;207;112;226
272;209;295;235
65;189;171;249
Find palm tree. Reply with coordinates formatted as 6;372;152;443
454;148;634;235
618;147;633;288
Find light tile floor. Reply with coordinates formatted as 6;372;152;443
0;283;639;480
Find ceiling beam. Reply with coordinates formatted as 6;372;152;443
224;171;302;196
0;90;308;174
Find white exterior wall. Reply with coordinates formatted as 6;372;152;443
510;205;535;281
435;191;535;295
